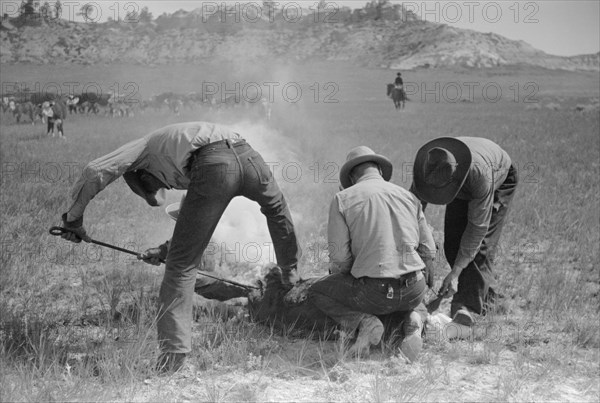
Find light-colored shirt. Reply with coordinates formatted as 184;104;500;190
452;137;512;270
66;122;241;221
328;174;436;278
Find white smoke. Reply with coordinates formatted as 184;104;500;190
211;197;275;265
214;120;302;265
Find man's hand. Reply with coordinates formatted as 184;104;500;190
423;257;436;289
439;267;461;297
138;241;169;266
61;213;90;243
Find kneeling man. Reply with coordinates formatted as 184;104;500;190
309;146;436;360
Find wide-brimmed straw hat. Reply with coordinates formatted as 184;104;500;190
339;146;393;189
412;137;471;205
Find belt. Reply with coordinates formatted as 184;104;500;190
199;138;246;150
187;138;247;171
387;270;423;286
359;271;424;299
359;270;424;288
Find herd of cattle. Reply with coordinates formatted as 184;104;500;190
1;91;273;126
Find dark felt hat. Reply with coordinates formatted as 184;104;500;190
123;170;166;207
412;137;471;205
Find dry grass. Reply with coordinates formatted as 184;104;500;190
1;62;599;402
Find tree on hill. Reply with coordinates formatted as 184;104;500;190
17;0;44;25
368;0;390;20
19;0;35;16
139;6;153;23
55;0;62;19
40;2;51;20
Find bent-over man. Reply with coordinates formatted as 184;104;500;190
59;121;300;372
309;146;436;361
411;137;518;327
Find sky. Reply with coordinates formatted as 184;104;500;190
1;0;598;56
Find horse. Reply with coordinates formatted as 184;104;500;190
387;83;406;110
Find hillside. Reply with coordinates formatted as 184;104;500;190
1;5;598;71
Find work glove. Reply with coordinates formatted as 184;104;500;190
138;240;169;265
61;213;90;243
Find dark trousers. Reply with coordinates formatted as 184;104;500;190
444;164;518;317
308;272;427;334
157;139;299;353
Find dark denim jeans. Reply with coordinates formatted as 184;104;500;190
308;272;427;334
157;139;299;353
445;164;519;317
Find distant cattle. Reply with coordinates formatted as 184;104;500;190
76;92;112;114
156;92;187;115
165;98;183;115
77;101;99;114
9;101;39;124
28;92;59;105
140;97;164;113
66;95;81;114
2;92;69;125
139;92;197;115
109;102;134;118
2;97;14;114
41;100;67;138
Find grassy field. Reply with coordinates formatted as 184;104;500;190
1;61;599;402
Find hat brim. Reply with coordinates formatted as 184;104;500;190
165;202;180;221
123;171;166;207
412;137;471;204
340;154;393;189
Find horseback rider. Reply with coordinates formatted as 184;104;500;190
394;73;404;90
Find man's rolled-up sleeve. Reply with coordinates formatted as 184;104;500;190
416;202;437;260
327;195;353;274
453;183;493;270
66;138;148;221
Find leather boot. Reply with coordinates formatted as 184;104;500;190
348;316;384;357
400;311;423;362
